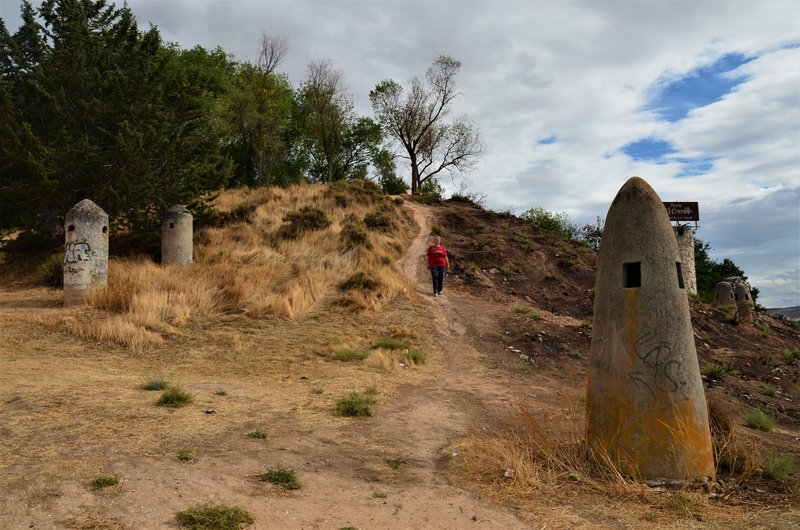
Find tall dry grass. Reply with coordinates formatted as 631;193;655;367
45;181;414;350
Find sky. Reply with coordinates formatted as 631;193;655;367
2;0;799;308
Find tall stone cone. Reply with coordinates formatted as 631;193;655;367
586;177;714;483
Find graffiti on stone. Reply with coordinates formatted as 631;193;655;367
64;242;91;263
629;326;689;403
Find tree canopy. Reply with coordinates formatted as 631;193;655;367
0;0;233;237
370;55;483;194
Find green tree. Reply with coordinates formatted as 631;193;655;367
369;55;483;194
694;238;760;304
0;0;232;238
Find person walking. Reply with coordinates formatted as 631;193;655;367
426;235;449;296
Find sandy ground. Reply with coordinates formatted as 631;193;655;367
1;202;538;529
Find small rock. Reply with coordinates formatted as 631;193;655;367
503;468;515;479
204;409;216;414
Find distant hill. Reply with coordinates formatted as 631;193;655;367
768;306;800;320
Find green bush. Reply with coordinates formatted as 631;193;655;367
175;503;253;529
760;455;795;481
521;207;581;242
38;253;64;288
341;223;371;249
701;363;740;380
335;391;377;417
140;378;169;391
371;338;407;350
156;385;194;408
744;409;774;432
404;350;426;364
277;207;331;239
246;430;268;440
363;212;393;232
259;467;300;490
783;348;800;365
176;448;194;462
334;350;369;362
90;474;119;491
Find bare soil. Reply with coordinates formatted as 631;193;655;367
1;197;798;529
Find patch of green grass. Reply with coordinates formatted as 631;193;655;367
569;350;584;360
373;492;387;499
466;261;479;271
579;321;592;331
498;265;513;277
760;454;795;481
513;231;535;252
512;306;532;315
760;383;778;397
156;385;194;408
371;338;408;350
140;377;168;391
335;391;377;417
701;363;740;380
246;430;268;440
756;323;772;337
333;349;369;362
311;386;324;395
545;272;559;281
175;503;253;529
744;408;775;432
464;227;477;237
90;474;119;491
431;225;444;236
783;348;800;365
364;385;378;395
384;458;405;470
176;448;194;462
214;389;227;396
404;349;426;364
259;467;300;490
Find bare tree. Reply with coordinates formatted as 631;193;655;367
257;32;288;74
369;55;483;194
302;58;348;182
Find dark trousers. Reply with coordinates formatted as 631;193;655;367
430;266;446;294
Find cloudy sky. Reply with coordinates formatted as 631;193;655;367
2;0;799;307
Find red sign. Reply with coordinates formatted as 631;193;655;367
663;202;699;222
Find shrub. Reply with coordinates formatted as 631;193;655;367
521;207;581;242
701;363;740;380
246;430;268;440
499;265;512;277
341;223;371;249
140;377;168;391
449;192;485;208
783;348;800;365
385;457;406;470
513;231;535;252
277;207;331;240
38;253;64;288
259;467;300;490
90;474;119;491
404;349;426;364
175;503;253;529
760;383;778;397
744;409;774;432
430;225;444;236
339;271;381;291
760;454;795;481
335;391;377;417
156;385;194;408
371;338;407;350
176;448;194;462
334;350;369;362
363;212;392;232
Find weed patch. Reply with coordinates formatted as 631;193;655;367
140;377;168;391
334;349;369;362
259;467;300;490
404;349;426;364
371;338;407;350
385;458;405;470
176;448;194;462
156;385;194;408
783;348;800;365
277;207;331;240
90;475;119;491
701;363;740;380
744;409;774;432
335;391;377;417
175;503;253;529
760;454;795;481
246;430;268;440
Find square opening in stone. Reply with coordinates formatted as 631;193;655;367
623;262;641;288
676;262;685;289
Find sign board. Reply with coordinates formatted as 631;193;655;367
663;202;699;222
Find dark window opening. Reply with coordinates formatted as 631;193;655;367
67;225;75;232
745;294;750;300
734;293;739;300
676;262;685;289
623;262;641;288
677;226;685;236
169;222;175;229
102;226;108;233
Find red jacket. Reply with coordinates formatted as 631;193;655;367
427;245;448;267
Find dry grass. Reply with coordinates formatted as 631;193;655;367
40;182;413;350
447;401;790;527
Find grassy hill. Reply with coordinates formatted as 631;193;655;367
0;182;797;529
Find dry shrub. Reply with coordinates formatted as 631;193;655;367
365;349;398;372
450;403;651;510
49;182;412;349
